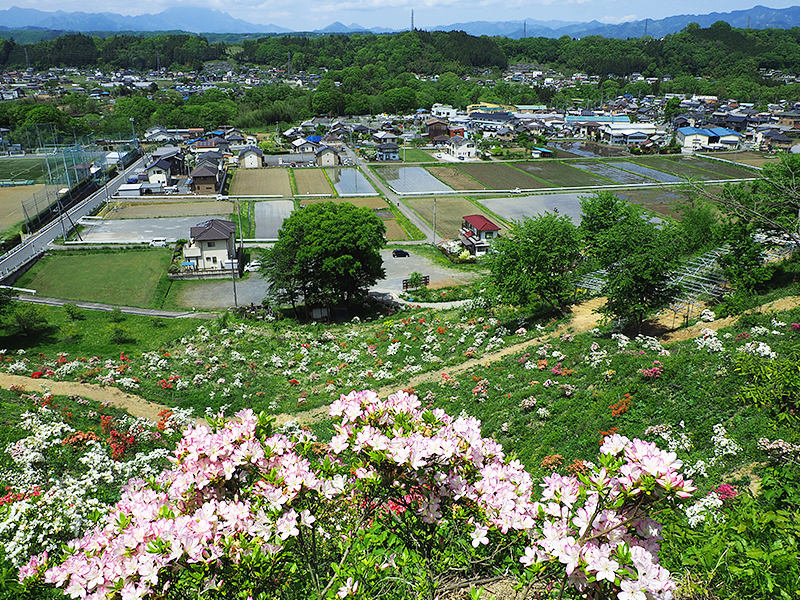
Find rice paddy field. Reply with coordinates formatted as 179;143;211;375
456;163;542;190
515;161;609;188
426;166;485;191
405;195;504;238
293;169;334;195
571;161;654;184
374;166;454;194
325;168;377;195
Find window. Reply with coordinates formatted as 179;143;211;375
212;257;217;263
207;241;215;248
485;231;494;239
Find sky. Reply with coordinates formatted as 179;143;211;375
1;0;798;31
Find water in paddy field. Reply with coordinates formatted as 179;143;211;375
553;141;629;158
327;168;377;195
377;166;454;194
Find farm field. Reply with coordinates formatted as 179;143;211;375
703;151;776;168
15;248;171;308
375;166;454;193
229;168;292;197
426;166;485;190
515;161;609;187
383;219;408;240
630;156;735;181
685;157;761;179
406;195;504;238
571;161;654;184
457;163;544;190
609;161;684;183
552;141;629;158
0;156;46;183
301;196;389;210
326;168;377;195
293;168;333;195
103;200;233;220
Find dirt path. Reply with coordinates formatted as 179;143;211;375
0;373;174;423
5;295;796;427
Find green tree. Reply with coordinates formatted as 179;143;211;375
579;191;633;263
266;202;386;314
487;213;580;315
7;303;48;337
598;215;681;332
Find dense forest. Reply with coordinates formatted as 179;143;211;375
4;24;800;137
4;24;800;79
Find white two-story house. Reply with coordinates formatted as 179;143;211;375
182;219;237;271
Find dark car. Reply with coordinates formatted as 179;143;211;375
392;249;410;258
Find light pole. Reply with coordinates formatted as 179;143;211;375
231;230;238;308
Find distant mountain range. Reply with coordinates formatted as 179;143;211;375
1;4;800;38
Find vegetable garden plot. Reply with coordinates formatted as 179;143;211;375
326;167;377;195
516;161;609;188
571;161;653;184
610;161;684;183
375;166;454;193
457;163;544;190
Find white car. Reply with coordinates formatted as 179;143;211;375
244;260;262;272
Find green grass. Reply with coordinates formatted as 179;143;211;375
15;248;173;308
0;157;46;183
397;243;489;273
401;148;435;163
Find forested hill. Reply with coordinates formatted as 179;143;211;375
2;23;800;79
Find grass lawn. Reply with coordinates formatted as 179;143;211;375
402;148;435;163
0;303;201;360
15;248;173;308
0;157;46;183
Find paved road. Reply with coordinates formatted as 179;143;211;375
17;294;215;319
0;156;146;281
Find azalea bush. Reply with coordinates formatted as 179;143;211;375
0;307;559;417
21;390;695;600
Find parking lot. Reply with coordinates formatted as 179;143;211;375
78;215;228;243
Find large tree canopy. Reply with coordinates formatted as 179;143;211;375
264;202;385;312
487;212;580;315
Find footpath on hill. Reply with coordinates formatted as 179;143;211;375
4;296;797;425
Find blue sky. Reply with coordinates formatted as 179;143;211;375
1;0;798;31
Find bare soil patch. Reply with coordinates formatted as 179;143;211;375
230;169;293;197
294;169;333;195
383;219;408;240
0;183;47;230
103;201;232;220
458;163;543;190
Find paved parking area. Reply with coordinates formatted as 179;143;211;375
79;216;228;243
254;200;294;239
173;248;481;309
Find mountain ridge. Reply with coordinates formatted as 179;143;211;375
1;4;800;38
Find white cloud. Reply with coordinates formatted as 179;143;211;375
599;13;638;24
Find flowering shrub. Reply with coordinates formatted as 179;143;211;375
639;361;664;378
21;391;695;600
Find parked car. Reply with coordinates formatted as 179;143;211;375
244;260;262;272
392;249;410;258
149;238;168;247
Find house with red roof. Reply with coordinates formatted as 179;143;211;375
460;214;501;255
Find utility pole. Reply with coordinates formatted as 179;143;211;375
231;231;238;307
433;198;437;247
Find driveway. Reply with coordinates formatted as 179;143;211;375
172;249;481;309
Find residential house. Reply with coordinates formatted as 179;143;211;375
776;111;800;128
424;117;450;139
376;143;400;161
144;158;173;185
182;219;237;271
446;136;477;160
469;111;517;132
238;146;264;169
431;103;457;119
459;214;501;256
676;127;742;152
315;146;340;167
291;138;318;154
189;162;221;194
601;122;662;146
320;134;344;151
373;131;399;145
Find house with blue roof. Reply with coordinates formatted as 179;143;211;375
676;127;742;153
